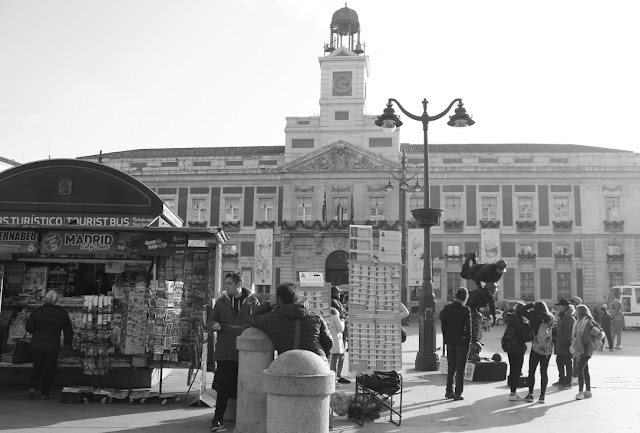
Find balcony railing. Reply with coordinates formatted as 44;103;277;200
604;220;624;232
222;221;241;231
443;220;464;232
444;253;464;261
222;253;239;260
516;220;537;232
554;253;573;261
280;219;401;231
607;253;625;262
518;252;537;261
552;220;573;232
255;221;276;229
479;220;501;229
188;220;208;228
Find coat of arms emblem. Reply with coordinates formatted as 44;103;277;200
59;177;73;196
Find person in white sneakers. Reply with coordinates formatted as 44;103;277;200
571;304;603;400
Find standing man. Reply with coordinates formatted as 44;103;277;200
439;287;472;401
552;299;576;389
26;290;73;399
568;296;582;385
209;272;260;432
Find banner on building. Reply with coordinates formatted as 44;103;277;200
349;225;373;262
407;228;423;285
480;229;501;264
378;230;401;264
0;230;38;254
254;228;273;285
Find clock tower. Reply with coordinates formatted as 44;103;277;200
284;5;399;163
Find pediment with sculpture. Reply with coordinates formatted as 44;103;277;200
282;141;398;172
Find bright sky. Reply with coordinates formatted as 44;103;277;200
1;0;639;164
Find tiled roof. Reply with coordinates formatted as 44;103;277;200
400;143;633;154
79;146;286;159
0;156;21;166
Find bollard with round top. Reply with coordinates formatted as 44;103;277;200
234;328;275;433
262;350;335;433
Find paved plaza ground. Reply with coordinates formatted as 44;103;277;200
1;320;639;432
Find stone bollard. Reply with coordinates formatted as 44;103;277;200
234;328;275;433
263;350;335;433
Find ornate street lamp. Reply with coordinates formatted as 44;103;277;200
376;98;474;371
385;149;422;309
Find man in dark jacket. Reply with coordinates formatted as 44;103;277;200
553;299;576;388
209;272;260;432
600;304;613;351
248;282;333;359
25;290;73;399
439;287;471;401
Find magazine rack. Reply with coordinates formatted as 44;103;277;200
353;372;402;426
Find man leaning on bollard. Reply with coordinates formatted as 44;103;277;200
248;282;333;360
209;272;260;432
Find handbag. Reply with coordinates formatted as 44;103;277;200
12;335;33;364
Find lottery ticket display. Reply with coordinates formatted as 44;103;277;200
348;225;403;373
295;274;331;319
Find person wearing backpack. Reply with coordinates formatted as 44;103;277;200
521;301;555;403
552;299;576;389
571;304;604;400
502;302;532;401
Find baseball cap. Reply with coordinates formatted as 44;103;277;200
555;299;570;306
570;296;582;305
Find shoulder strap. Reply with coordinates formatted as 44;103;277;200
294;319;301;349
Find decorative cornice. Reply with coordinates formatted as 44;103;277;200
331;185;351;193
367;185;387;192
479;220;501;229
255;221;276;229
602;185;622;192
294;186;315;193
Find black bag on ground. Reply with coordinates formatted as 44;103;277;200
12;339;32;364
358;370;401;395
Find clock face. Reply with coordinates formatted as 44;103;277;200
333;73;352;93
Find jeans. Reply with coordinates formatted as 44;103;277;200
446;343;470;396
330;353;345;377
507;352;525;393
30;349;59;396
556;354;573;384
576;355;591;392
604;329;614;350
528;350;551;397
613;328;623;347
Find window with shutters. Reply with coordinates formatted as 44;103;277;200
553;197;570;220
517;197;533;219
445;197;462;221
297;197;312;221
369;197;385;221
481;196;498;220
557;272;572;300
605;197;620;221
224;197;241;221
520;272;535;300
191;198;208;222
258;198;275;221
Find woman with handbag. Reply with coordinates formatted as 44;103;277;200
25;290;73;399
571;304;604;400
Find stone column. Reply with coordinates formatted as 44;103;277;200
263;350;335;433
234;328;275;433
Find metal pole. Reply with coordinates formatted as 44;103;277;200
415;116;438;371
399;157;407;308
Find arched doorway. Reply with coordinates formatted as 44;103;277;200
325;250;349;287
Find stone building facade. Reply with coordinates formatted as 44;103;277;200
80;6;640;311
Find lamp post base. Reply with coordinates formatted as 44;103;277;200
414;314;440;371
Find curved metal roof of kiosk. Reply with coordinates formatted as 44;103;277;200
0;159;182;227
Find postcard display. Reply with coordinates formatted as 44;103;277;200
348;225;403;373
